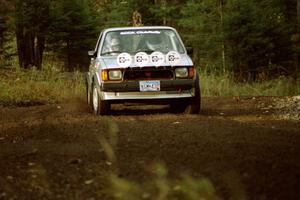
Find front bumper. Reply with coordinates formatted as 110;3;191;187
99;79;196;101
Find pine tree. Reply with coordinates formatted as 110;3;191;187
47;0;99;71
180;0;224;70
96;0;133;28
224;0;292;77
149;0;180;26
0;0;14;67
180;0;294;78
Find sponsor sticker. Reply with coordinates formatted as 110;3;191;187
150;51;165;66
166;51;181;66
120;31;161;35
134;52;149;67
117;53;132;67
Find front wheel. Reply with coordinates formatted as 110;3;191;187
92;83;110;115
186;74;201;114
86;81;92;108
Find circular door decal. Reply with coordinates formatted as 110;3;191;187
134;52;149;67
166;51;181;66
117;53;132;67
150;51;165;66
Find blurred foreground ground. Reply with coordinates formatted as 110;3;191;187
0;97;299;200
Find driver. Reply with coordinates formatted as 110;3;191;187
102;34;121;54
146;34;163;51
110;38;121;52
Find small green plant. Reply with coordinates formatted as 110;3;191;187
109;165;220;200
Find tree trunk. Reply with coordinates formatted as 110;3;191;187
16;26;44;69
15;0;47;69
67;39;72;71
35;34;45;70
16;22;25;68
219;0;226;73
0;19;4;55
296;0;300;75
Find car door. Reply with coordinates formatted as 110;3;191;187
89;32;103;73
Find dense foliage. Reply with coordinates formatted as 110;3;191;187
0;0;299;78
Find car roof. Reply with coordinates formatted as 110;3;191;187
102;26;176;33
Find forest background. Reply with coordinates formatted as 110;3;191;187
0;0;299;86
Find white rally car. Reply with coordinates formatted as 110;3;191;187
86;26;201;115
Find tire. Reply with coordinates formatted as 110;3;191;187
92;83;110;115
186;73;201;114
86;81;92;107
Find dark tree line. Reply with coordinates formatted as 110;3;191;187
0;0;14;64
0;0;299;78
15;0;49;69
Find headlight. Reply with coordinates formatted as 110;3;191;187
108;70;122;80
175;67;188;78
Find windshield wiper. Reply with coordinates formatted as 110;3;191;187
101;50;122;56
134;49;155;54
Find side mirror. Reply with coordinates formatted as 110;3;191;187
186;47;193;56
88;50;96;57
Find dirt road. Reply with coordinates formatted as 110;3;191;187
0;97;299;200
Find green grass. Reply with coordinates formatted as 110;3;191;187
200;70;300;96
0;68;84;106
0;67;299;106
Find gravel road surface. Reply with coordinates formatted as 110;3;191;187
0;97;299;200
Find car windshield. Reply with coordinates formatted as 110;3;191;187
101;29;185;56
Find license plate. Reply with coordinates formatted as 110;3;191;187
139;80;160;92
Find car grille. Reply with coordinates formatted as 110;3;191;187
124;67;174;80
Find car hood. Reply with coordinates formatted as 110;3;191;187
100;54;193;69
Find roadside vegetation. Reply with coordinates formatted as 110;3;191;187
0;66;298;106
200;69;300;97
0;66;84;106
